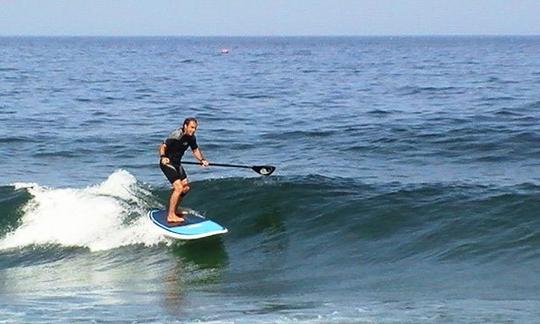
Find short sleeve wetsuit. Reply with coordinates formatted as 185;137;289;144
160;128;198;183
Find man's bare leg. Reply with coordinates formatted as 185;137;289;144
176;179;191;216
167;180;184;223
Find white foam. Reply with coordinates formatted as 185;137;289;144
12;182;40;190
1;170;168;252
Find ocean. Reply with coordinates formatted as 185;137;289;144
1;36;540;323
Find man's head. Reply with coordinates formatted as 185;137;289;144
182;117;198;136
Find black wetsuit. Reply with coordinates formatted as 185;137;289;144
160;128;198;183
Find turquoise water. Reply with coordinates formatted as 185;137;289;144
1;36;540;322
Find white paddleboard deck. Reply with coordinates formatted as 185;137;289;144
148;209;228;240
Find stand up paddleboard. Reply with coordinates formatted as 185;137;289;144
148;209;227;240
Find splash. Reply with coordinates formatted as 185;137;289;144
1;170;167;252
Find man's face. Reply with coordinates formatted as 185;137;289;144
185;121;198;136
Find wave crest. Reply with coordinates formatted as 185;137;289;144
1;170;165;252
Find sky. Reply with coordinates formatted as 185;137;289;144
1;0;540;36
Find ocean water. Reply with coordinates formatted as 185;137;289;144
1;36;540;322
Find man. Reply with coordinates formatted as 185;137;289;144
159;117;209;223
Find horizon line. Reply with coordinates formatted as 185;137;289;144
2;33;540;38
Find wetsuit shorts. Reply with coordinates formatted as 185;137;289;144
160;163;187;184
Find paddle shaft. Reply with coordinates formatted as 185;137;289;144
181;160;275;176
181;161;251;169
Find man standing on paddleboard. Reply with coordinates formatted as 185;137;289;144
159;117;209;223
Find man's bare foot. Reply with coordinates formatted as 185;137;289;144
167;215;185;224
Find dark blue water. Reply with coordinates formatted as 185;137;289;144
1;36;540;322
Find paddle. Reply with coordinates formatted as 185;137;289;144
182;161;276;176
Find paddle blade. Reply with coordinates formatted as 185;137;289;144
252;165;275;176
